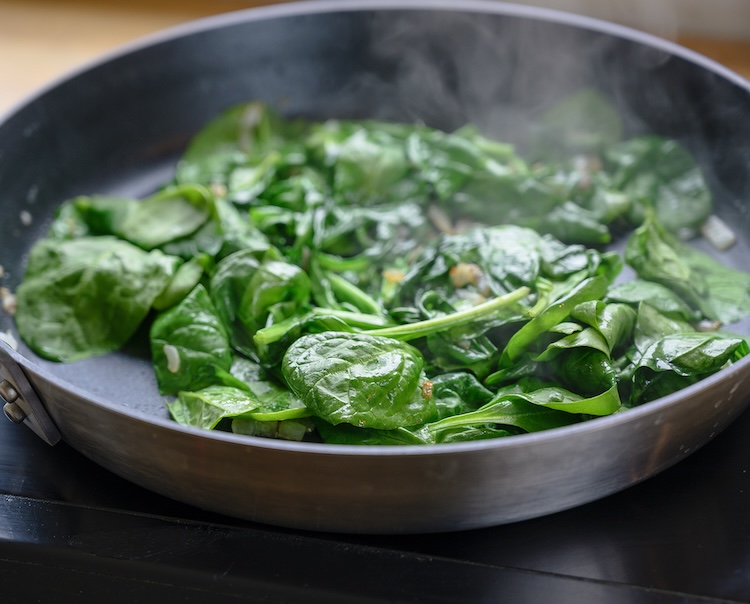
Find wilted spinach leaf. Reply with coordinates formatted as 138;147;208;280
150;284;233;395
625;211;750;324
630;333;749;404
15;236;175;362
168;385;260;430
282;331;435;430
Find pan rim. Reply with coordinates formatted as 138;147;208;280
2;0;750;458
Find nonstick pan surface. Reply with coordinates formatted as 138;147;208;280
1;0;750;533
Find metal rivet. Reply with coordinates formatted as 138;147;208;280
0;379;19;403
3;401;26;424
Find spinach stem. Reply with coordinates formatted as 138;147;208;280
253;307;392;346
327;272;383;315
368;286;531;341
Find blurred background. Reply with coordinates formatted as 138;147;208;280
1;0;749;113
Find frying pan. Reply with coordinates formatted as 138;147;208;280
1;0;750;534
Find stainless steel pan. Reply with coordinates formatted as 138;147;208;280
2;0;750;534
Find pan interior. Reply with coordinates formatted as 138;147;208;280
1;5;749;421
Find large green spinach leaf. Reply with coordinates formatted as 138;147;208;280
15;237;175;362
150;284;233;395
282;331;435;430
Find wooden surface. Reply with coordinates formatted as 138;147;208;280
1;0;750;114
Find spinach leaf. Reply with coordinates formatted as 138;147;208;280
160;197;271;261
168;385;260;430
632;302;696;355
604;136;712;233
15;236;175;362
426;381;620;443
281;331;435;430
517;200;611;245
152;253;210;311
50;195;136;239
606;279;701;322
226;357;310;421
167;356;311;433
393;225;544;309
570;301;636;355
209;248;311;358
630;333;749;404
231;417;314;441
430;372;495;419
314;421;428;446
426;392;582;439
625;211;750;324
175;101;307;187
498;274;611;366
115;184;215;250
671;239;750;326
548;348;619;398
150;284;233;395
55;186;216;252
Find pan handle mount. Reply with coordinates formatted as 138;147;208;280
0;343;61;446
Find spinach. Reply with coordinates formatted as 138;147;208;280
282;331;435;430
430;372;496;419
13;98;750;446
606;280;701;322
15;237;175;362
604;136;712;234
209;248;311;359
625;211;750;323
168;385;260;430
426;390;583;440
150;284;233;395
630;333;749;404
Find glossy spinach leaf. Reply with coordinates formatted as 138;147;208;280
430;372;495;419
209;248;311;358
226;357;309;421
549;348;619;398
425;392;582;439
630;333;749;404
625;211;750;324
15;236;176;362
570;301;636;355
150;284;233;395
167;385;260;430
632;302;696;356
499;274;611;366
282;331;435;430
606;279;701;322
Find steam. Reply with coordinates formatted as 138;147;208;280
359;9;632;145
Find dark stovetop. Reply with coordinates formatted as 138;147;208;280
2;402;750;604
